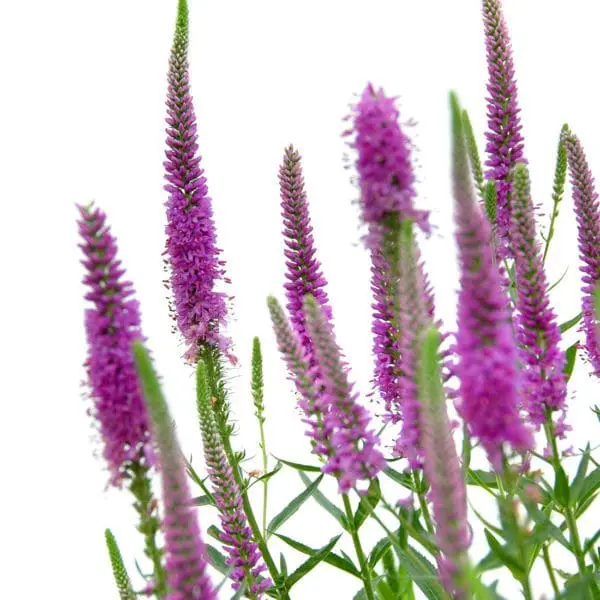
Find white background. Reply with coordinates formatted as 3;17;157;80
1;0;600;598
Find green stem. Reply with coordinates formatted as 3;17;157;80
129;462;166;598
200;348;288;599
517;527;534;600
222;434;289;600
542;205;559;263
565;508;589;581
461;425;472;474
343;494;375;600
542;545;560;596
414;471;435;536
258;419;269;539
498;460;534;600
544;413;597;599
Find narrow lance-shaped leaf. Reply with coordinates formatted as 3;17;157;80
285;534;343;588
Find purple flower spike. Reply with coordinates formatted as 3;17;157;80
418;327;471;598
78;204;153;486
450;93;532;469
267;297;331;460
369;243;403;417
482;0;527;256
347;83;429;418
563;129;600;377
303;295;384;493
347;83;429;232
164;0;230;362
280;145;332;366
511;164;567;431
133;344;216;600
197;362;271;597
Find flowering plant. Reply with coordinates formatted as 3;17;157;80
77;1;600;598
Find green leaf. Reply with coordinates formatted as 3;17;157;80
368;535;392;568
275;532;360;577
466;469;499;492
577;468;600;510
555;571;600;598
523;502;571;550
475;551;503;574
267;474;323;536
353;577;385;599
205;544;229;576
484;529;525;580
470;505;505;539
571;445;591;500
285;534;342;588
548;267;569;293
207;524;225;542
575;492;598;519
382;466;414;491
382;524;446;600
393;545;446;600
560;312;583;334
298;471;349;530
185;459;215;503
274;456;322;472
583;529;600;554
554;466;571;507
563;342;579;382
354;478;381;530
279;553;288;579
244;462;283;492
376;580;398;600
191;495;213;507
230;581;248;600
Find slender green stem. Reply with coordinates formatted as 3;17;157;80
342;494;375;600
542;545;560;596
461;425;472;474
498;458;534;600
542;206;560;263
200;348;288;599
414;471;435;535
128;462;166;598
517;526;534;600
258;421;269;538
379;498;437;555
565;508;589;578
221;434;289;599
544;413;597;599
